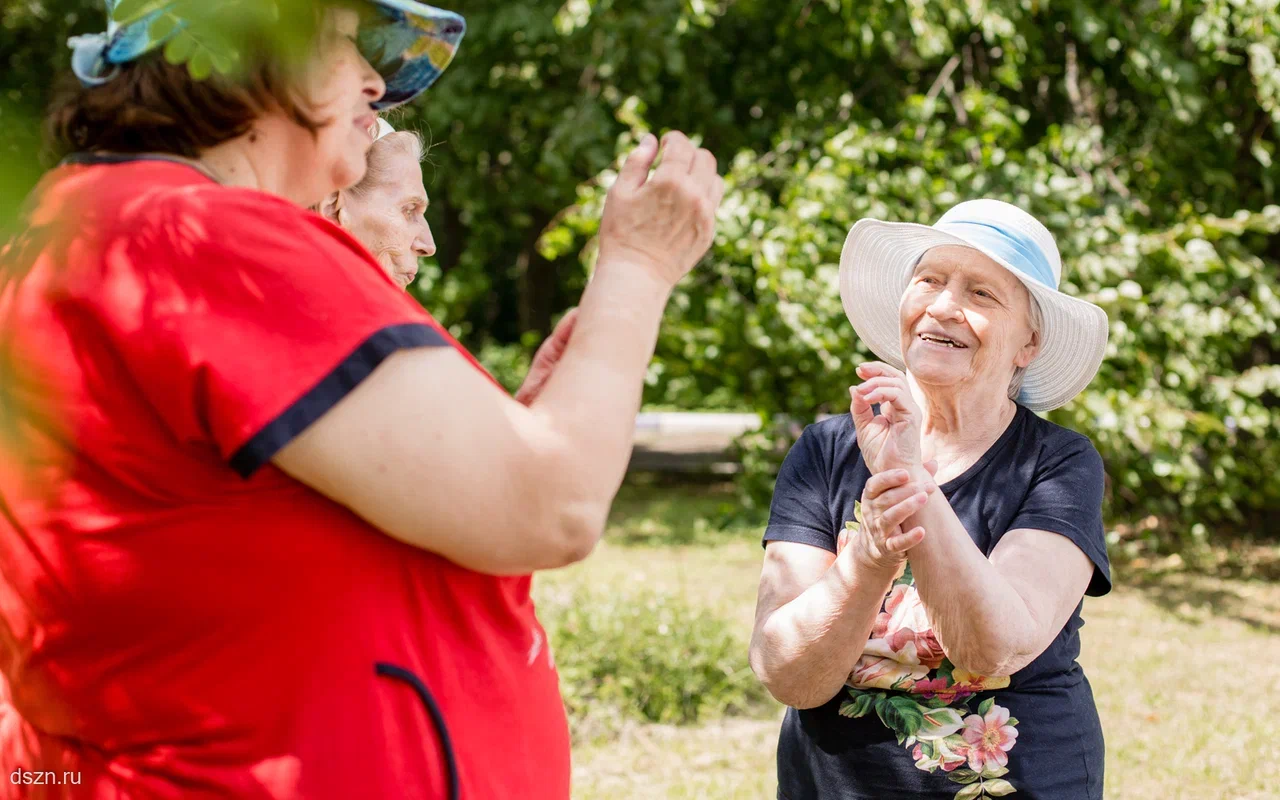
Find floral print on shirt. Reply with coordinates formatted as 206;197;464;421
838;509;1021;799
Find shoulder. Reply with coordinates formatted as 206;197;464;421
779;414;858;483
93;168;373;273
163;184;361;258
1021;409;1104;479
799;414;858;456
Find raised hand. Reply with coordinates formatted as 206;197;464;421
596;131;726;288
849;361;926;474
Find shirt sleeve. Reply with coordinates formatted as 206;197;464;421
1007;435;1112;597
92;186;453;478
763;425;837;552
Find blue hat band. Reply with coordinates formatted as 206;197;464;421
935;219;1057;289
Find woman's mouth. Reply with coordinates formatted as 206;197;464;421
356;113;378;137
917;333;968;349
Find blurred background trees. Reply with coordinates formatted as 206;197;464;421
3;0;1278;548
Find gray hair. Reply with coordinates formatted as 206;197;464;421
347;130;426;198
1007;293;1043;401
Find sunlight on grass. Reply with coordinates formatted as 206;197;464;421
535;483;1280;799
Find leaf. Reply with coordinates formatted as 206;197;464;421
1006;717;1019;727
839;691;877;719
210;49;236;75
147;13;180;43
111;0;172;25
947;768;980;785
851;692;877;718
879;694;926;736
164;30;197;65
917;705;966;740
954;782;984;800
977;697;994;716
935;659;955;684
853;500;863;524
188;48;213;81
984;778;1016;796
982;766;1009;779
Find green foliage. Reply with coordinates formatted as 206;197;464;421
539;0;1280;541
109;0;323;80
540;584;769;738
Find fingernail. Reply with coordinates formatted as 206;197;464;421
641;133;656;148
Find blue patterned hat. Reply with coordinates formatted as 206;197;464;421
68;0;464;110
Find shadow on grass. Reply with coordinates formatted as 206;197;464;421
1117;560;1280;635
606;474;767;548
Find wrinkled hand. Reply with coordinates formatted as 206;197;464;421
596;131;726;288
849;362;925;474
514;308;579;406
836;465;938;573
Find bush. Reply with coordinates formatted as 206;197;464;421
539;584;770;740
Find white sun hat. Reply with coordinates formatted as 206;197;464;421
838;198;1109;412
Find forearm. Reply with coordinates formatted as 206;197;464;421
751;555;897;709
903;469;1039;675
523;264;671;536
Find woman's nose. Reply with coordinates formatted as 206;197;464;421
362;60;387;105
413;223;437;258
925;289;964;321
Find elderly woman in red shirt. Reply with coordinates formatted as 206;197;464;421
0;1;723;798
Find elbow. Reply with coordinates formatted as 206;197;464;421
539;499;607;569
515;436;611;571
749;635;831;710
944;635;1030;679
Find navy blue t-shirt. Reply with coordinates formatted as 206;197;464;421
765;406;1110;800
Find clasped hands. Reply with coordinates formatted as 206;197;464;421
836;362;937;574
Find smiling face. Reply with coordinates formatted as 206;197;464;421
898;245;1041;399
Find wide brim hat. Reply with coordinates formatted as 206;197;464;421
71;0;465;111
838;199;1109;412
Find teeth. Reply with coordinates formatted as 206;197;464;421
921;334;962;347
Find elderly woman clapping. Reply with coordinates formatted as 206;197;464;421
750;200;1112;799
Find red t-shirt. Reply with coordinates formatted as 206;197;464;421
0;157;570;799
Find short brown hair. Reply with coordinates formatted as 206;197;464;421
46;55;320;159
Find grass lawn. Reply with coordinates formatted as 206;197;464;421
534;481;1280;800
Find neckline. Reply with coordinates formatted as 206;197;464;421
935;404;1028;494
61;152;222;184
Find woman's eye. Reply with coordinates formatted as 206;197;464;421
974;289;994;300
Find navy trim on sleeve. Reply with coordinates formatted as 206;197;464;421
230;323;448;478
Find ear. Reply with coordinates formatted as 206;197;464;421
318;191;344;224
1014;326;1041;369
